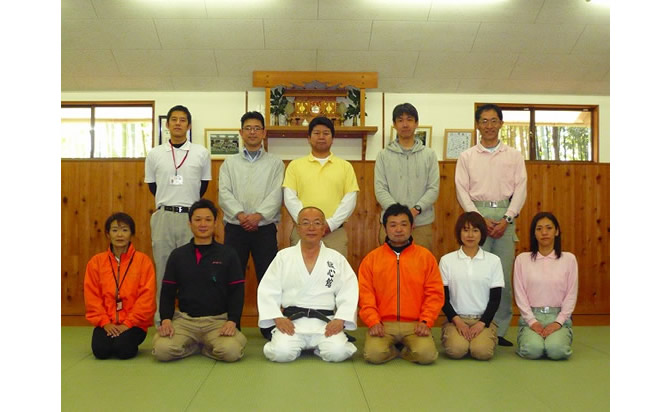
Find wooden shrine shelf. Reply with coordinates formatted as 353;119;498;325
265;126;378;160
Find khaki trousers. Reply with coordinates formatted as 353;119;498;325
378;224;433;252
150;209;193;326
290;225;348;257
477;205;517;337
363;321;438;365
442;318;498;360
152;311;247;362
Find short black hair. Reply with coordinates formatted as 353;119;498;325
240;111;265;129
308;116;335;137
392;103;419;123
104;212;136;235
167;105;192;125
475;104;503;123
454;212;487;246
188;199;218;221
530;212;562;260
382;203;414;227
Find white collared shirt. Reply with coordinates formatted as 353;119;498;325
439;247;504;316
144;141;211;208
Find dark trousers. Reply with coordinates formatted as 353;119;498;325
91;326;147;360
224;223;278;340
224;223;278;284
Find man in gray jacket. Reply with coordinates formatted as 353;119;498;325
374;103;439;252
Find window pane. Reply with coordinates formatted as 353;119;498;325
93;106;153;158
61;107;92;158
499;110;531;160
535;110;592;161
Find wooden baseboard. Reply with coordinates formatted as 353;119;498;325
63;314;610;327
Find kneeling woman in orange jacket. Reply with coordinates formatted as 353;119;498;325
84;212;156;359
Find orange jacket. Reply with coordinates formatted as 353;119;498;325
358;242;444;328
84;244;156;331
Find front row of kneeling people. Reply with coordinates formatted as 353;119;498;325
84;201;577;364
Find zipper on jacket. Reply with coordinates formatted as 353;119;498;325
115;259;121;324
396;252;400;321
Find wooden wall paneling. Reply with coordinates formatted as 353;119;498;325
62;160;610;326
62;161;82;315
360;162;383;261
347;162;374;271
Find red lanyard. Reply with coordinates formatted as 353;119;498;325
170;143;189;175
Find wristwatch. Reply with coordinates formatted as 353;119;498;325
504;215;514;224
414;205;422;214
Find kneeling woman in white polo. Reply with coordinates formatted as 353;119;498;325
439;212;504;360
513;212;578;360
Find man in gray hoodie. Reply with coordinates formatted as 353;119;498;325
374;103;439;252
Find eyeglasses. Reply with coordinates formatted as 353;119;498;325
298;220;324;228
478;118;501;126
242;126;264;132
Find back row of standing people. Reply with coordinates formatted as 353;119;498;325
143;103;526;347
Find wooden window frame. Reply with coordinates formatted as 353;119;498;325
61;101;156;159
474;103;599;163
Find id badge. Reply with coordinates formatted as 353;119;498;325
169;175;184;185
116;299;123;311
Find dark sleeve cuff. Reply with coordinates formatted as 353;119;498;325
480;287;502;327
441;286;457;322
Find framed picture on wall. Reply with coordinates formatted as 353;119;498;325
389;125;433;147
443;129;474;160
158;115;192;145
205;128;240;159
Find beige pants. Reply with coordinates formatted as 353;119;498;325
290;225;348;257
378;224;433;252
153;311;247;362
363;321;438;365
150;209;193;326
442;317;497;360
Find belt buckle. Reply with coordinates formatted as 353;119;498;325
540;306;551;314
489;201;498;208
177;206;184;213
306;308;312;318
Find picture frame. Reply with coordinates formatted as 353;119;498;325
389;125;433;147
205;128;241;159
158;115;192;145
443;129;475;160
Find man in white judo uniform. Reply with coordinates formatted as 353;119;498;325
257;206;358;362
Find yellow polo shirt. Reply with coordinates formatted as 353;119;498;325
283;153;359;218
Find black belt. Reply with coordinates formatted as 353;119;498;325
283;306;334;323
280;306;356;342
161;205;190;213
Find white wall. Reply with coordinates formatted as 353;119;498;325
62;91;610;162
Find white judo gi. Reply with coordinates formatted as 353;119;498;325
257;241;359;362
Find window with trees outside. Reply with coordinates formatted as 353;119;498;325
61;102;154;159
475;103;598;162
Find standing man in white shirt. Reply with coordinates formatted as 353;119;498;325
282;117;359;258
219;111;285;339
145;105;212;326
454;103;527;346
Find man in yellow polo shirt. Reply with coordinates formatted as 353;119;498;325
283;117;359;257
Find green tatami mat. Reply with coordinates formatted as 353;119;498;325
62;326;609;412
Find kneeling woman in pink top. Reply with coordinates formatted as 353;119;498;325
513;212;578;360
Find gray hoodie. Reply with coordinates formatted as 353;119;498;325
374;138;440;226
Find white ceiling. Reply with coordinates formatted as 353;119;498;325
61;0;610;95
